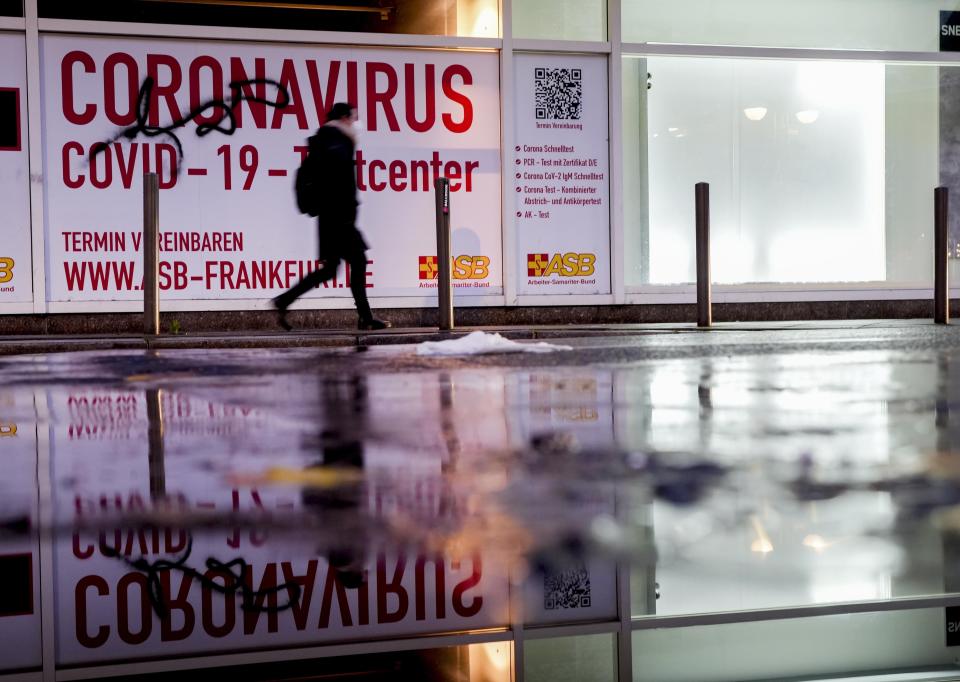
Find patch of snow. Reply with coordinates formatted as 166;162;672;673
416;331;573;356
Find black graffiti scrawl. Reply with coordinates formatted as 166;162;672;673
90;76;290;171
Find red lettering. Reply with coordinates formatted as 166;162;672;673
271;59;307;130
376;554;408;624
404;63;436;133
75;575;110;648
389;160;407;191
189;56;225;126
73;533;95;559
358;570;370;625
365;62;400;132
63;141;85;189
306;60;341;125
442;65;473;134
219;260;236;289
282;560;317;631
166;528;187;554
346;61;359;112
318;563;354;628
368;159;386;191
465;161;479;192
114;142;139;189
159;572;195;642
415;556;445;620
452;554;482;617
156;143;178;189
355;150;367;191
230;57;267;129
243;564;279;634
62;51;96;125
201;571;236;638
103;52;138;126
117;573;152;645
89;143;112;189
146;54;183;127
98;528;122;558
268;260;283;288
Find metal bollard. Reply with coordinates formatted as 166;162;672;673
434;177;454;331
143;172;160;335
695;182;712;327
935;186;950;325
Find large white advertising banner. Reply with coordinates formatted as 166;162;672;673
40;35;502;304
0;32;32;304
513;54;610;295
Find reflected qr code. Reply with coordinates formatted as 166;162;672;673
543;565;591;610
535;67;582;121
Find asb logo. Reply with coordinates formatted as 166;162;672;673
419;255;490;280
0;257;13;284
418;256;439;280
527;252;595;277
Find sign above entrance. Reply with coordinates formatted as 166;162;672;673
941;11;960;51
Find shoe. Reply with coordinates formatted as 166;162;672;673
272;297;292;332
358;318;392;331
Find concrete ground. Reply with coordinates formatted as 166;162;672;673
0;317;944;356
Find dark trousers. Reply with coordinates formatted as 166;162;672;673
275;244;372;320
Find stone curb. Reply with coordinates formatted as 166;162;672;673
0;320;949;357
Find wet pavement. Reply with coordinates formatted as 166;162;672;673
5;321;960;679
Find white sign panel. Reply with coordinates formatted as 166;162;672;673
0;32;32;304
513;54;610;295
40;36;502;304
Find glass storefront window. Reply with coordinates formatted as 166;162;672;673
623;56;950;286
38;0;499;37
513;0;605;41
622;0;960;52
633;609;957;681
525;634;616;682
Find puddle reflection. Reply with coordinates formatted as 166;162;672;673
2;346;960;675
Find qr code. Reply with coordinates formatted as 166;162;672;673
543;565;591;610
535;67;582;121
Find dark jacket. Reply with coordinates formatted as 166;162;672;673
310;125;367;259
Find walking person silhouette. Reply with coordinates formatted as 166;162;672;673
273;102;391;331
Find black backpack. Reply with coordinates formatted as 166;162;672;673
295;141;320;216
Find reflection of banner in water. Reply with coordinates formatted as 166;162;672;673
514;372;616;449
0;388;42;672
62;541;499;663
941;69;960;259
50;384;508;664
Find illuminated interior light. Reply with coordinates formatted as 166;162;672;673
750;515;774;554
480;642;510;672
471;5;498;37
743;107;768;121
802;534;830;552
796;109;820;124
